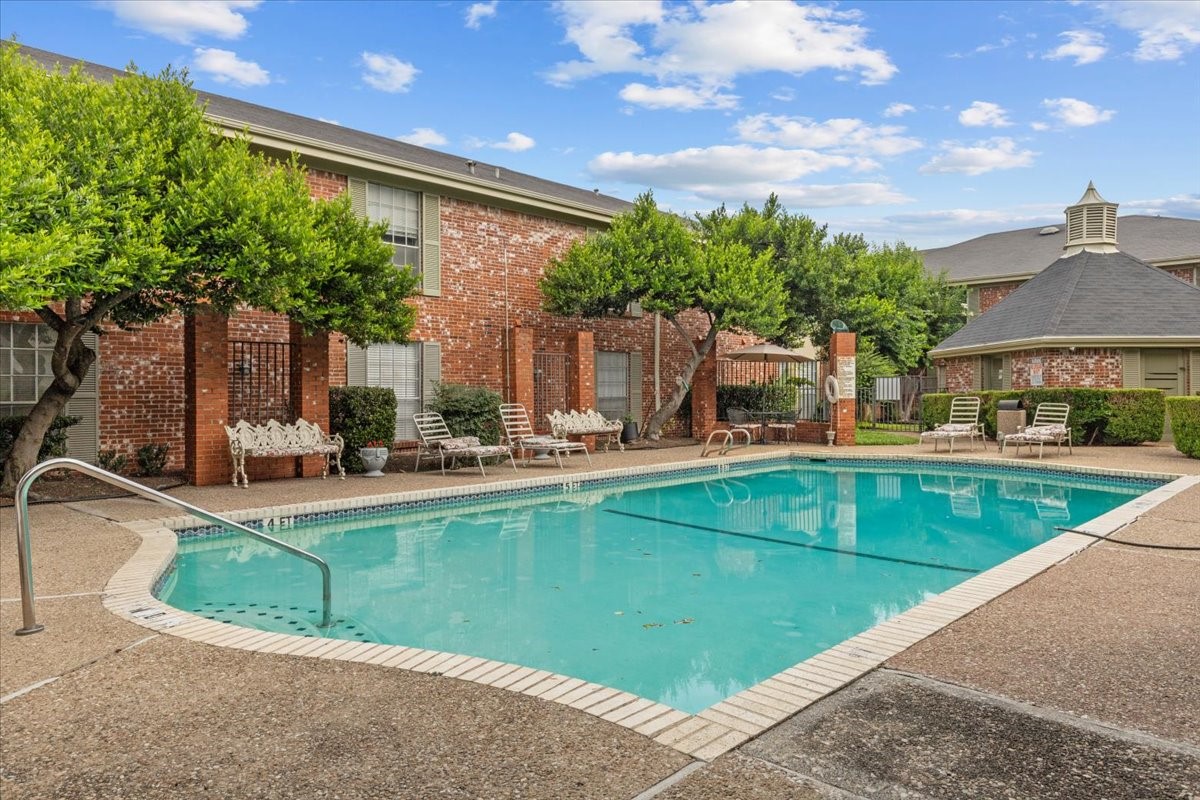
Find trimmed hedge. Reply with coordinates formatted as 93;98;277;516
1166;396;1200;458
921;388;1165;446
329;386;398;473
428;383;503;446
717;383;796;420
0;414;81;472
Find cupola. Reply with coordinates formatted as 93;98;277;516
1062;181;1118;256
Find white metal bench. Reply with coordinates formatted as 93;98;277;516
546;409;625;452
224;418;345;488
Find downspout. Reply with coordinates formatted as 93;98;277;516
653;312;661;411
503;238;511;401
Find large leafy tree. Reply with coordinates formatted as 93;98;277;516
0;46;418;491
700;196;965;373
541;193;786;439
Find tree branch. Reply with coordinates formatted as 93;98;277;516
35;306;66;333
665;314;699;358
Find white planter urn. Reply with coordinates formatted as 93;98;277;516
358;447;389;477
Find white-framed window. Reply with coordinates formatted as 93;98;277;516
0;322;55;416
596;351;630;421
367;343;422;440
366;182;421;274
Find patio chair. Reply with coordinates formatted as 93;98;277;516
1001;402;1073;459
766;411;799;443
412;412;517;476
919;396;985;453
499;403;591;469
726;407;763;442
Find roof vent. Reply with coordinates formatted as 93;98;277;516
1062;181;1118;254
1038;226;1060;235
465;160;476;175
494;166;501;179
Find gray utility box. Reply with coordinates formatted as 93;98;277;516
996;398;1026;442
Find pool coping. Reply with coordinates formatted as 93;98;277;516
100;451;1199;762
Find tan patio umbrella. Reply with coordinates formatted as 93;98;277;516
723;343;813;363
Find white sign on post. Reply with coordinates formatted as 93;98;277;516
838;357;856;399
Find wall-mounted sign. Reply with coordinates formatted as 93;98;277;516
838;357;856;399
1029;356;1044;387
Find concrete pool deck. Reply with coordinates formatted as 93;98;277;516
2;441;1198;798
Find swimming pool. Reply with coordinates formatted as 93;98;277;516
158;459;1160;714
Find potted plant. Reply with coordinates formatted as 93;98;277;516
358;440;390;477
620;415;639;444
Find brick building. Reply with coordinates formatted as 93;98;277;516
928;184;1200;397
3;46;738;485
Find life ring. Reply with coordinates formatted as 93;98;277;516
824;375;840;404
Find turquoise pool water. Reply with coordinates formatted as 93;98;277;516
160;463;1155;713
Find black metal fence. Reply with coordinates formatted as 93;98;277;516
229;340;295;425
855;376;928;431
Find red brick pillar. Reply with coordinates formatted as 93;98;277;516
185;310;230;486
690;340;718;441
828;331;856;446
291;322;331;478
568;330;597;450
509;325;534;409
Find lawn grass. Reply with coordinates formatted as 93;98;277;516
855;426;919;446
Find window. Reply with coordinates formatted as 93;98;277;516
0;323;55;416
366;182;421;274
596;351;630;421
366;343;422;440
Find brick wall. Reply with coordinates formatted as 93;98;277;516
1011;348;1122;389
1163;265;1197;285
307;169;348;201
977;281;1023;314
943;357;976;393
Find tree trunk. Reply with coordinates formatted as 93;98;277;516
0;329;94;495
640;324;718;439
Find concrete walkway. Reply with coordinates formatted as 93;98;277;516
2;442;1198;798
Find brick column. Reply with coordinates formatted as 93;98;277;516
508;325;534;409
568;330;597;450
185;310;230;486
291;322;331;478
828;331;857;446
690;340;718;441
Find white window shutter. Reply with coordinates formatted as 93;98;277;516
1122;349;1142;388
345;342;368;385
421;194;441;296
1001;353;1012;390
64;331;99;463
1189;350;1199;394
348;177;367;217
971;356;982;390
421;341;440;409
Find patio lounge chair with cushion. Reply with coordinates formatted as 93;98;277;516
413;412;517;476
499;403;592;469
1001;402;1072;459
920;396;986;453
726;407;763;442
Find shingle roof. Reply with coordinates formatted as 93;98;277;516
14;45;633;218
930;250;1200;355
921;216;1200;284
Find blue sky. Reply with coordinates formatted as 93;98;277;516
4;0;1199;247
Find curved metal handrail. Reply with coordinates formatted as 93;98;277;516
13;457;332;635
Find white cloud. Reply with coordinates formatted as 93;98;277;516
360;52;419;93
1122;193;1200;217
919;137;1037;175
587;144;908;207
317;118;341;126
465;1;498;29
101;0;260;44
619;82;738;111
958;101;1012;128
547;0;896;91
1030;121;1050;131
882;102;915;118
771;87;796;102
1041;97;1116;127
1044;30;1108;65
397;127;448;147
474;132;536;152
192;47;269;86
734;114;921;157
1093;1;1200;61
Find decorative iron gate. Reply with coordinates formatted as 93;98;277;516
533;352;570;433
856;376;926;432
229;340;295;425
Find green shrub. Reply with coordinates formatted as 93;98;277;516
1166;396;1200;458
921;388;1166;446
717;382;796;420
136;443;170;476
329;386;398;473
0;415;81;472
98;449;129;474
428;383;502;445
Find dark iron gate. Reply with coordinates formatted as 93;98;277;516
855;375;927;431
229;340;295;425
533;352;570;433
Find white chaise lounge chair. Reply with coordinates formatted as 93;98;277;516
920;396;986;453
1001;402;1073;459
500;403;591;469
413;412;517;476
